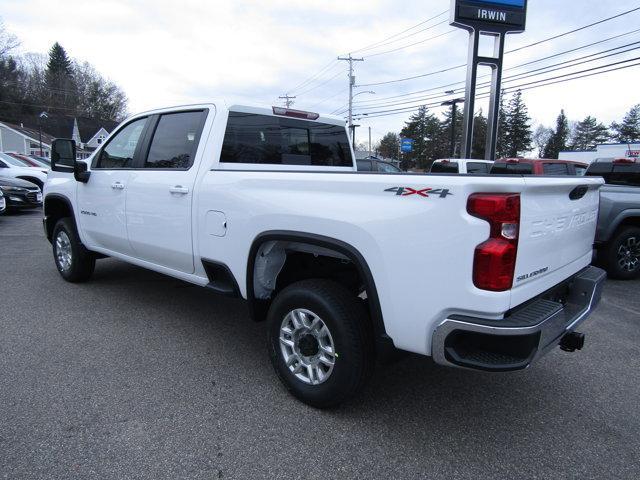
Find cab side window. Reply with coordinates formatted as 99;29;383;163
144;111;205;169
96;118;147;169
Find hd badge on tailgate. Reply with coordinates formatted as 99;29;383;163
384;187;453;198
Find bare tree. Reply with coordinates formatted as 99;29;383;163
533;125;553;158
0;18;19;58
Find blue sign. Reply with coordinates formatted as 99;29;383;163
476;0;524;7
400;138;414;153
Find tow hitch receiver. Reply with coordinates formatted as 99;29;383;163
560;332;585;352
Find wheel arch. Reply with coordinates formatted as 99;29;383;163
43;194;75;243
603;210;640;242
16;176;44;189
246;230;390;346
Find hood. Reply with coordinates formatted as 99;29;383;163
0;176;40;188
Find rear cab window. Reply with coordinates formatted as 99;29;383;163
586;161;640;187
490;163;533;174
466;162;490;174
430;162;459;173
221;112;352;167
542;163;569;175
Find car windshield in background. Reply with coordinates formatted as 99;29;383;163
586;161;640;187
430;162;459;173
378;162;401;173
490;163;533;174
357;160;373;171
0;153;31;167
221;112;351;167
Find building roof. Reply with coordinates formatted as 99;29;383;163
2;113;118;144
0;121;55;146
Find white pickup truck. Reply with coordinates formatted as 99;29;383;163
43;103;606;407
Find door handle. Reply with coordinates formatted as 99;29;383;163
169;185;189;195
111;182;125;190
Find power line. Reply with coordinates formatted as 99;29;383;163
353;57;640;119
364;29;457;59
350;40;640;111
294;69;344;96
348;9;448;54
506;5;640;54
352;27;640;106
285;59;339;95
356;6;640;88
287;11;453;98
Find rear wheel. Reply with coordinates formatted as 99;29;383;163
267;279;374;408
603;226;640;280
52;218;95;282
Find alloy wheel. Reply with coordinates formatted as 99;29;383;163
279;308;336;385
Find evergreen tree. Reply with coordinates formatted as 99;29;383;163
503;90;532;157
496;91;509;158
0;56;23;121
440;103;463;158
570;116;609;150
44;42;78;114
543;110;570;159
471;110;488;159
400;106;445;170
611;104;640;142
377;132;400;160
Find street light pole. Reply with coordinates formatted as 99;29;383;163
441;98;464;158
38;111;48;157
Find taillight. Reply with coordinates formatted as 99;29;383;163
613;158;636;164
467;193;521;292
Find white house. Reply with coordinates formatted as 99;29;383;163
559;143;640;164
0;121;53;157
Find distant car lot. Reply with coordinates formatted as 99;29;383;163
1;209;639;479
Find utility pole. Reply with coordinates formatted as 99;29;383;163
337;54;364;145
441;98;464;158
278;95;296;108
368;126;372;156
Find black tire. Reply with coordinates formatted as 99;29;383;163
52;217;95;282
267;279;374;408
602;226;640;280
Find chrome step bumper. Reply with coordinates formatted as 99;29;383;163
431;266;607;372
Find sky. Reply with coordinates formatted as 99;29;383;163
2;0;640;146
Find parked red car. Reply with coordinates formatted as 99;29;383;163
490;158;588;176
4;152;44;168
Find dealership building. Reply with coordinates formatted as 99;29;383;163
559;143;640;164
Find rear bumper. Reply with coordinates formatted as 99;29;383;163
431;266;607;372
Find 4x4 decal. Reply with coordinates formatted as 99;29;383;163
384;187;452;198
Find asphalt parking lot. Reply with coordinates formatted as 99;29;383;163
1;209;639;480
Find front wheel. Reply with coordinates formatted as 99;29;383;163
267;279;374;408
602;226;640;280
52;218;95;282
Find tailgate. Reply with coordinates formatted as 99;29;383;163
512;177;603;303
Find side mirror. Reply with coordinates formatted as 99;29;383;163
74;161;91;183
51;138;76;173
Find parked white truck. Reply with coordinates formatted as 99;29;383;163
43;103;606;407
